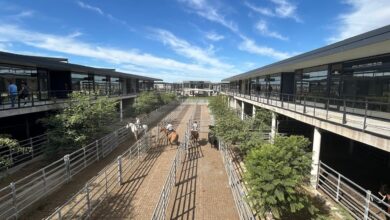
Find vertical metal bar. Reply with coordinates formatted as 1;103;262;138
117;156;123;185
326;99;329;120
363;99;368;130
96;140;99;161
343;99;347;124
313;98;316;116
30;138;34;158
64;154;71;182
104;169;108;195
363;190;371;220
83;147;87;168
10;182;17;215
336;173;341;201
303;96;306;113
42;169;47;194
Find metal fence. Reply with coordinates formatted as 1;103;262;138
42;102;183;220
45;133;152;220
219;141;256;220
151;103;196;220
317;161;390;220
0;102;177;176
0;102;178;219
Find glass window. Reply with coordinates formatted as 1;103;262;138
110;77;121;95
71;73;93;93
94;75;108;95
295;65;328;97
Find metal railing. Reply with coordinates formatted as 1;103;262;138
45;133;152;220
317;161;390;220
43;102;184;220
151;144;184;220
0;101;178;176
0;90;138;111
0;134;48;173
219;141;256;220
224;90;390;137
0;102;178;219
151;102;196;220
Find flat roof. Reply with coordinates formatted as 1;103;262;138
0;51;161;81
223;25;390;82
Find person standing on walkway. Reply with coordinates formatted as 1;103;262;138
8;80;17;108
19;82;29;106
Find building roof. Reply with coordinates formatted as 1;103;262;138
223;25;390;82
0;51;161;81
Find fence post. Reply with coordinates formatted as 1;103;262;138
342;99;347;124
42;169;47;193
83;147;87;168
10;182;17;215
363;99;368;130
137;142;140;160
64;154;71;182
363;190;371;220
30;138;34;158
326;99;329;120
96;140;99;161
85;183;91;217
303;96;306;113
336;173;341;201
117;156;123;185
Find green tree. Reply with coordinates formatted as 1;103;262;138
0;134;30;167
40;92;117;159
134;91;160;114
244;135;314;219
159;92;177;104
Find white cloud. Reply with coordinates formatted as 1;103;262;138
179;0;238;32
245;0;301;22
238;36;293;60
328;0;390;42
205;32;224;41
77;1;103;15
0;24;236;81
153;29;233;69
255;20;288;41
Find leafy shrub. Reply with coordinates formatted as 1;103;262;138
244;135;315;219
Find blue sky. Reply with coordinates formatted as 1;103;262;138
0;0;389;82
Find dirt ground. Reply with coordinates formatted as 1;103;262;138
166;105;239;220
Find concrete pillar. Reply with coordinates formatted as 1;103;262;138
348;140;354;155
234;99;237;110
252;105;256;118
310;127;321;188
119;100;123;122
270;112;277;142
241;101;244;120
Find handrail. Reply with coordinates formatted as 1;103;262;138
0;90;139;111
0;101;178;219
223;90;390;137
317;161;390;220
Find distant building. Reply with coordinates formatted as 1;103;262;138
182;81;214;96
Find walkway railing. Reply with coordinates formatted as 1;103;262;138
317;161;390;220
0;90;137;111
45;133;152;220
0;102;178;219
219;141;256;220
224;90;390;137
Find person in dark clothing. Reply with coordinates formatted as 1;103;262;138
19;82;29;106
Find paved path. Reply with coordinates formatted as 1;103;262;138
166;105;239;220
90;104;193;219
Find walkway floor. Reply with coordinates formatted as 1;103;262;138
90;104;193;219
166;105;239;220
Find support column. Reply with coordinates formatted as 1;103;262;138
270;112;277;142
310;127;321;188
234;99;237;110
348;140;354;155
241;101;244;120
252;105;256;118
119;99;123;122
